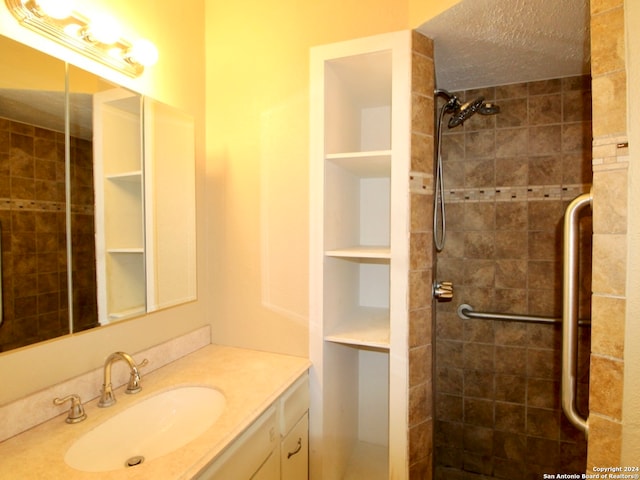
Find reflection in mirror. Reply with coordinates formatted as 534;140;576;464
68;66;122;330
0;36;196;353
0;36;69;351
144;99;196;312
91;85;144;322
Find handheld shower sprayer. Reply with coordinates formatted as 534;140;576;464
432;87;501;251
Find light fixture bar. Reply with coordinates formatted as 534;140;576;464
4;0;147;77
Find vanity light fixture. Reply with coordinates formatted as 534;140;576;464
4;0;159;77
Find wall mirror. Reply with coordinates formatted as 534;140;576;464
0;34;196;352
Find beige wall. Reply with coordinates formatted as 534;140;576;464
622;0;640;464
204;0;457;356
0;0;459;403
0;0;206;404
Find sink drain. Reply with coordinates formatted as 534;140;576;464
125;456;145;468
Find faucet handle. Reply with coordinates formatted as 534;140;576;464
53;394;87;424
126;358;149;394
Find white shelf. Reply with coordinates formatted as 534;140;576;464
325;246;390;259
310;31;411;479
106;170;142;181
107;248;144;254
325;151;391;177
107;305;146;322
324;307;389;349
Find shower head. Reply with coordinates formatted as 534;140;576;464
447;96;485;128
435;88;501;128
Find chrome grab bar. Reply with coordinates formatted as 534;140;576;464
458;303;558;324
457;304;591;327
561;191;592;438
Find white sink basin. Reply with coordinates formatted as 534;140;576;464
65;386;226;472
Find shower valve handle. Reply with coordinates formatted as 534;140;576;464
433;281;454;301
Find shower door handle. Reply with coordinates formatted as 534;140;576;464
561;191;592;438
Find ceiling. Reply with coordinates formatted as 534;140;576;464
1;0;591;133
417;0;591;91
0;89;93;140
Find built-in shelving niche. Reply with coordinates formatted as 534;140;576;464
310;31;411;479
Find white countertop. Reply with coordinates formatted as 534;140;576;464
0;344;310;479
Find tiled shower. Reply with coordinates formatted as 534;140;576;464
0;118;97;351
432;78;593;479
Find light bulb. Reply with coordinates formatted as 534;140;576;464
34;0;73;19
127;39;159;67
63;23;82;37
86;16;121;44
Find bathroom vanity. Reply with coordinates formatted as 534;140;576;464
0;344;310;479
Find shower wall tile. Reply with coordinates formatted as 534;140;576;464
0;117;96;351
465;158;495;187
529;79;562;95
527;378;560;409
409;31;435;479
412;93;434;136
590;295;625;357
494;321;527;346
495;82;528;99
586;414;622;470
562;122;593;153
591;233;626;295
590;5;625;77
529;125;562;154
592;167;627;234
562;151;593;185
495;402;525;433
592;70;627;137
589;355;623;420
435;76;592;478
465;130;495;158
495;157;528;186
411;132;433;172
495;374;526;403
496;127;528;157
563;89;593;122
529;94;562;125
410;192;432;232
526;407;561;440
591;0;622;14
529;155;563;185
497;98;528;128
409;307;432;349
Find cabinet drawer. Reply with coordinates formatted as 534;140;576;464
281;413;308;480
279;375;309;435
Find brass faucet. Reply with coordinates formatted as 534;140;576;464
98;352;149;408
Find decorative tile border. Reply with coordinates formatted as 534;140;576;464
0;198;93;214
593;135;629;172
442;183;591;203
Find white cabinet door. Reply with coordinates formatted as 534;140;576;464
281;413;308;480
252;448;281;480
196;406;278;480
